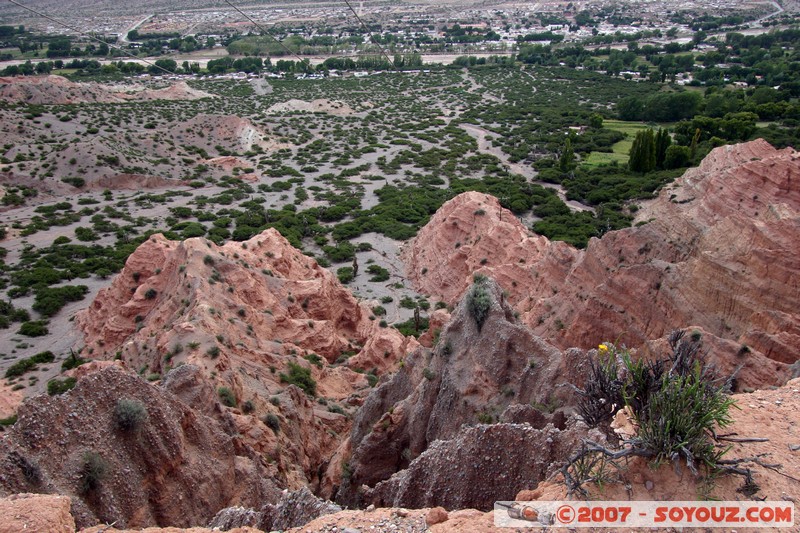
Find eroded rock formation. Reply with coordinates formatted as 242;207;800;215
0;75;212;105
75;228;417;489
0;366;277;529
337;278;591;507
405;140;800;388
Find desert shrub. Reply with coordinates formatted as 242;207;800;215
144;288;157;299
279;362;317;396
328;403;346;415
113;398;148;431
242;400;255;414
566;331;737;494
637;365;734;469
218;386;237;407
47;377;77;395
366;371;379;387
74;226;99;242
477;411;494;424
61;176;85;188
17;320;48;337
366;264;390;282
263;413;280;433
5;351;54;378
32;285;89;317
304;353;323;368
466;280;492;331
393;317;429;337
336;266;355;284
0;414;18;428
78;451;108;494
0;300;30;329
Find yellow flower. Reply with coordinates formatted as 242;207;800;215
598;344;609;353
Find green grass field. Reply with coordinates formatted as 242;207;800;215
582;120;651;168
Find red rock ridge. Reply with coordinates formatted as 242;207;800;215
75;228;417;487
405;140;800;387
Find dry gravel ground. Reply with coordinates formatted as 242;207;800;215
287;508;430;533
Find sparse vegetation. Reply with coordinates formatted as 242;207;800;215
263;413;280;433
78;451;108;494
218;386;237;407
279;362;317;396
4;351;55;378
47;377;77;395
565;331;738;495
466;278;492;331
113;398;148;431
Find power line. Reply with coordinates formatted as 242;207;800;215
340;0;399;72
221;0;308;65
4;0;177;76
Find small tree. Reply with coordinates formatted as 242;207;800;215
628;129;656;173
654;128;672;169
559;137;575;172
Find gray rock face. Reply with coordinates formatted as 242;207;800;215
261;486;342;531
209;486;342;531
367;422;598;511
208;506;261;529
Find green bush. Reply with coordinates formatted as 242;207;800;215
78;451;108;494
113;398;148;431
366;264;390;282
242;400;255;414
304;353;324;368
569;332;737;492
279;362;317;396
637;365;734;469
5;351;55;378
263;413;280;433
0;300;30;329
47;377;77;395
17;320;48;337
467;281;492;331
61;176;85;188
32;285;89;317
61;352;87;371
336;266;355;284
218;386;237;407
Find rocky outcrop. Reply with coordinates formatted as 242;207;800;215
0;75;212;105
209;486;342;531
405;141;800;388
0;366;278;529
75;228;416;488
403;190;578;306
337;277;590;506
0;493;75;533
171;114;280;154
368;422;598;511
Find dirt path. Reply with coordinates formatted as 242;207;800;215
460;123;595;213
